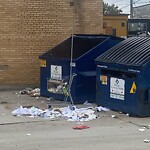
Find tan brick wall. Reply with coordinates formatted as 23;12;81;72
0;0;103;87
74;0;103;34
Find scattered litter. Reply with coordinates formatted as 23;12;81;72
144;139;150;143
12;106;43;117
96;106;110;112
126;113;129;116
20;88;33;94
139;128;145;132
68;105;75;110
20;88;40;97
60;106;96;122
47;104;52;109
83;101;92;105
73;125;90;130
27;133;31;136
77;122;84;125
12;105;108;122
47;98;51;101
111;115;116;118
47;97;55;101
28;116;35;118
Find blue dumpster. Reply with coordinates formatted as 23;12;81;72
39;34;123;104
96;37;150;116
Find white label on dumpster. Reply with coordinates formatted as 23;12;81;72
110;77;125;100
51;65;62;80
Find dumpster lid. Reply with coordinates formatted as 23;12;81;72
96;37;150;66
39;34;116;59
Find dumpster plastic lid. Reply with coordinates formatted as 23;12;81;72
96;37;150;67
39;34;118;60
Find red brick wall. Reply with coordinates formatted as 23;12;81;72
0;0;103;87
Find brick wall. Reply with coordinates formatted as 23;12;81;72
0;0;103;87
75;0;103;34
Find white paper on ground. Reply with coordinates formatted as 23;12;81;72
12;105;109;122
96;106;110;112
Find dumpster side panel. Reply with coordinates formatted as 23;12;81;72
40;58;70;100
77;37;124;71
96;65;142;115
72;75;96;104
136;63;150;116
40;65;49;97
73;37;123;103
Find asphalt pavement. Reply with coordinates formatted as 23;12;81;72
0;90;150;150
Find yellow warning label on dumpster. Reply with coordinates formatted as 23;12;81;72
40;59;46;67
130;82;136;94
100;75;107;85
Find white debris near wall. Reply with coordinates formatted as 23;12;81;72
12;106;109;122
20;88;40;97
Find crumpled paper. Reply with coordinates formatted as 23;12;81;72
20;88;40;97
12;106;43;116
12;105;109;122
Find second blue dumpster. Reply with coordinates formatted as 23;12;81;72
96;37;150;116
39;34;123;104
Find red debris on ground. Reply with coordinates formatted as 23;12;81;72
72;125;90;130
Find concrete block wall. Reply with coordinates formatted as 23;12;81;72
0;0;103;87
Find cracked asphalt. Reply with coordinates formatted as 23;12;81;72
0;90;150;150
